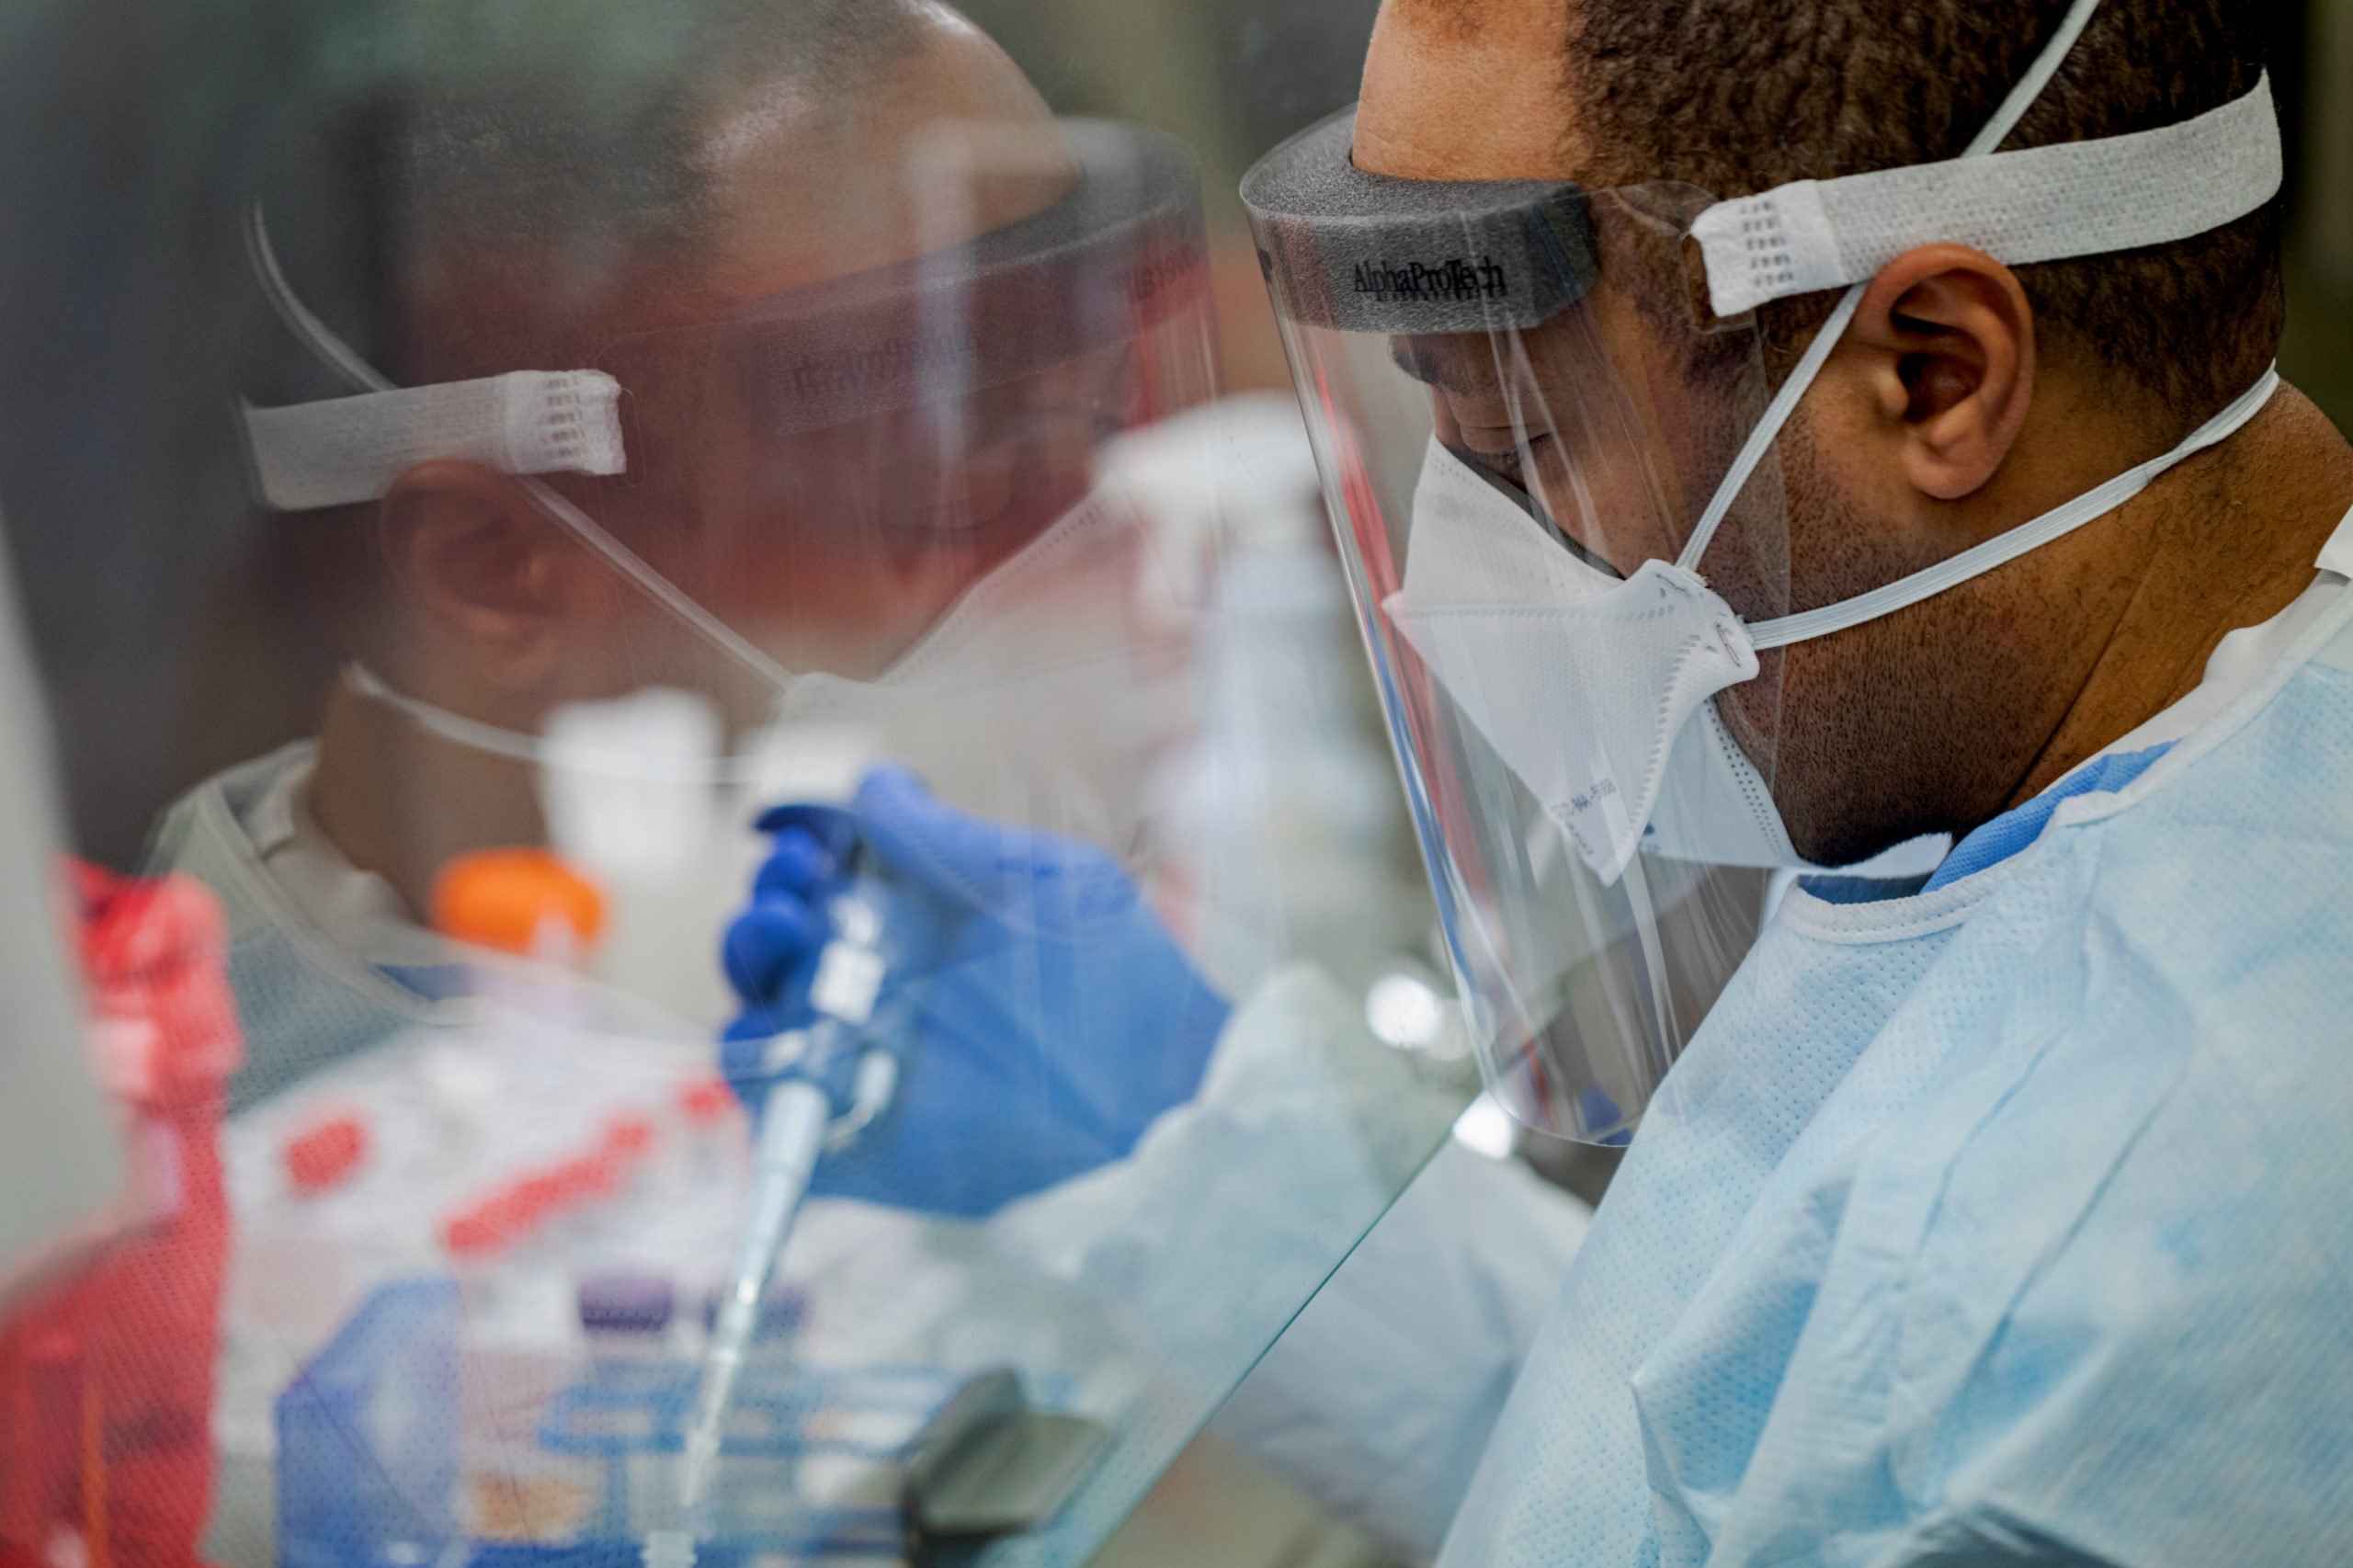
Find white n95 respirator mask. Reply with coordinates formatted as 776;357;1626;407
1388;437;1797;883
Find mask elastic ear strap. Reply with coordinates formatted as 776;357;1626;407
343;664;772;784
1746;365;2279;650
245;204;801;696
1672;0;2109;578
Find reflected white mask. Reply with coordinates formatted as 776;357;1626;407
762;478;1197;858
347;480;1195;1024
353;478;1195;863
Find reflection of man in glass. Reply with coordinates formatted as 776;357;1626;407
156;0;1191;1094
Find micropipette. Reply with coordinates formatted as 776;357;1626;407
679;806;920;1511
678;1071;830;1506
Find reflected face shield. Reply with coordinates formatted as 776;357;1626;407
235;118;1223;1032
1243;5;2284;1140
242;119;1213;814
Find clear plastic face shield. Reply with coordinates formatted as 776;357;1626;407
1242;139;1786;1142
1245;0;2285;1142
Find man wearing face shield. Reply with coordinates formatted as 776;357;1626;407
1244;0;2353;1560
142;0;1588;1558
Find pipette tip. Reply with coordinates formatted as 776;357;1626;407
678;1424;721;1514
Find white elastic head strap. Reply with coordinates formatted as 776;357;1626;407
242;205;798;694
1674;0;2283;585
1690;74;2280;320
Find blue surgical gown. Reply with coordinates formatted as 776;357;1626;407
1438;607;2353;1566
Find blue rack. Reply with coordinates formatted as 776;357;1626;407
275;1280;969;1565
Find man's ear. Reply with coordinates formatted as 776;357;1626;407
1846;244;2035;503
376;460;570;694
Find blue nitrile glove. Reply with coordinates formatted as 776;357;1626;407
720;765;1230;1218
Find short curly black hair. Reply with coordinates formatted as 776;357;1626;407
1564;0;2282;425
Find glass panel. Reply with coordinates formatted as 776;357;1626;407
0;1;1466;1562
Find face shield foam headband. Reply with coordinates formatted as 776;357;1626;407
1245;0;2283;883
